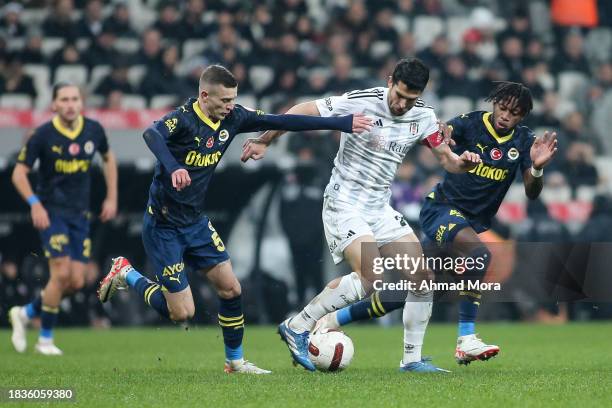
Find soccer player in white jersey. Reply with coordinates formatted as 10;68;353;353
242;58;481;372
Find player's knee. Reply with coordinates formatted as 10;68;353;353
69;276;85;292
217;280;241;299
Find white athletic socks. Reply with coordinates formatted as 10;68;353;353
289;272;366;333
402;290;433;364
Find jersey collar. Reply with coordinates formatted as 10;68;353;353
52;115;84;140
482;112;514;144
193;101;220;131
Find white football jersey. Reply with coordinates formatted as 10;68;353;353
315;87;439;212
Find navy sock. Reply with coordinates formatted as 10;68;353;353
458;290;480;336
218;295;244;361
127;269;169;320
342;291;405;325
25;295;43;319
40;305;59;340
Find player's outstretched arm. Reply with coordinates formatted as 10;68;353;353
100;150;118;222
12;163;50;230
523;131;558;199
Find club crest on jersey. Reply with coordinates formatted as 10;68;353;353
490;148;503;161
84;141;94;154
508;147;520;161
218;129;229;143
69;143;80;156
206;137;214;148
409;122;419;135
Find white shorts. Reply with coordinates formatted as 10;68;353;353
322;196;414;264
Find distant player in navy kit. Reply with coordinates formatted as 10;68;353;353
97;65;371;374
315;81;558;365
10;82;118;355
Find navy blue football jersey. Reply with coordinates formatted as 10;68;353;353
434;111;535;223
17;115;109;214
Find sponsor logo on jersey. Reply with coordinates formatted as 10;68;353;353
476;143;488;154
185;150;222;167
374;119;384;127
84;141;94;154
468;162;509;181
218;129;229;143
325;97;333;111
490;148;503;161
55;159;90;173
165;117;178;133
508;147;519;161
436;224;447;243
69;143;80;156
162;262;184;277
194;136;202;147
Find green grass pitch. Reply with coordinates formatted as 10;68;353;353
2;323;611;407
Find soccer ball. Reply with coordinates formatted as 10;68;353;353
308;329;354;372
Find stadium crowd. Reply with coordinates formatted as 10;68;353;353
1;0;612;327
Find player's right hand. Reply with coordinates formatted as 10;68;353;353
31;203;50;230
171;168;191;191
438;121;456;147
240;138;268;162
352;113;373;133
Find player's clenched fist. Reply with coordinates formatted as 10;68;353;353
171;168;191;191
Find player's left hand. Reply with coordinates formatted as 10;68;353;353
531;131;558;170
458;150;482;171
240;138;268;162
438;121;456;147
352;113;373;133
100;197;117;222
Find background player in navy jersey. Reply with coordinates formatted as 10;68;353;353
9;82;118;355
97;65;371;374
315;81;558;365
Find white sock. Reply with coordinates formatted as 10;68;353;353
402;290;433;365
290;272;365;332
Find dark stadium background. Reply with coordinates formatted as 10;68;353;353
1;0;611;328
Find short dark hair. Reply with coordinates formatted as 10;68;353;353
52;81;80;100
485;81;533;116
391;58;430;92
199;65;238;89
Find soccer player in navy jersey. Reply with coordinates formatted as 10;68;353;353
10;83;118;355
97;65;371;374
314;81;558;366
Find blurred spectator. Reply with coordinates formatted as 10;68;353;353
586;61;612;106
229;61;254;95
468;8;499;62
551;31;591;75
153;1;183;40
414;0;444;16
416;34;449;76
0;2;26;38
560;142;599;190
298;70;328;95
49;42;82;73
19;33;45;64
520;65;546;101
260;68;299;99
459;29;484;71
578;195;612;241
339;0;369;32
270;33;303;72
103;2;137;38
391;161;423;222
496;7;532;47
140;44;183;100
273;0;308;29
2;54;36;99
76;0;104;39
438;55;480;99
494;35;527;82
133;28;162;70
181;0;210;40
84;28;120;69
396;32;417;60
353;29;376;68
94;63;134;97
104;89;124;109
42;0;78;41
524;91;562;130
326;54;365;94
373;8;399;43
559;111;601;150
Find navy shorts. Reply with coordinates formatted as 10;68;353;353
141;213;229;293
419;197;489;245
40;211;91;262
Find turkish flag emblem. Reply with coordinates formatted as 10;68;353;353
69;143;80;156
206;137;214;148
490;148;502;161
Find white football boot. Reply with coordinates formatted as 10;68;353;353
34;338;63;356
98;257;131;303
455;334;500;365
224;359;271;374
9;306;28;353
